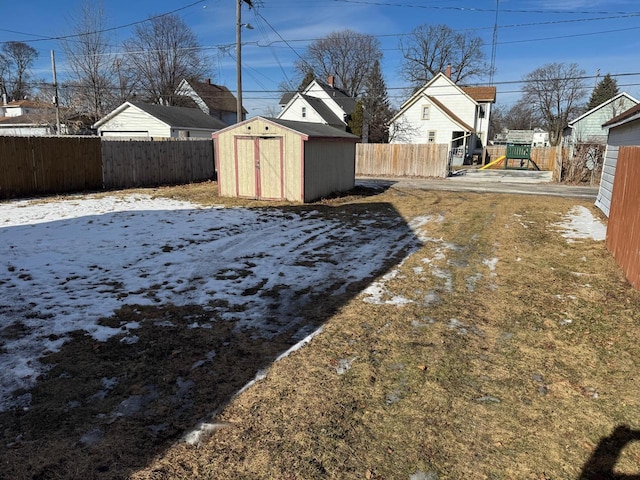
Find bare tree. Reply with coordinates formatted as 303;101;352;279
522;62;587;146
399;24;490;88
294;29;381;97
1;41;38;100
123;14;210;105
62;1;119;121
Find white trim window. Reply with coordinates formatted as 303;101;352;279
427;130;436;143
421;104;430;120
301;106;307;118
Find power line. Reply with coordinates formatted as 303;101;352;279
0;0;206;45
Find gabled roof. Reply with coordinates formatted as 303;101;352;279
93;101;227;130
461;86;496;103
179;79;247;114
300;94;344;126
0;111;57;125
213;116;359;140
603;103;640;128
311;80;356;115
426;95;475;132
569;92;639;126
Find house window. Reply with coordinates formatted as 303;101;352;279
302;106;306;118
427;131;436;143
421;105;430;120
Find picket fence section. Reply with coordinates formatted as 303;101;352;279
0;136;215;199
356;143;449;178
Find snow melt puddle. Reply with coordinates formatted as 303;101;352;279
0;194;420;412
554;206;606;242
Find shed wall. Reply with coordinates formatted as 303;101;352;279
215;118;304;201
596;118;640;216
303;140;356;202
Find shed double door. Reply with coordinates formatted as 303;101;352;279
236;136;284;200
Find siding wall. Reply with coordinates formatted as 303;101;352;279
571;97;638;143
606;145;640;290
304;140;356;202
595;118;640;216
98;105;169;137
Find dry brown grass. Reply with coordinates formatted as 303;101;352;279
2;181;640;480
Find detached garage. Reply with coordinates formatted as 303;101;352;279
213;117;359;202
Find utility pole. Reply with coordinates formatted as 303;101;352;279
236;0;252;123
50;50;61;135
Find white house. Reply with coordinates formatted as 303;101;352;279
0;100;61;136
92;101;227;139
564;92;639;147
277;77;356;131
389;71;496;165
595;103;640;216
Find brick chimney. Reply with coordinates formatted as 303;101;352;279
445;64;451;78
327;75;335;88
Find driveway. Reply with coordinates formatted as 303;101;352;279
357;171;599;200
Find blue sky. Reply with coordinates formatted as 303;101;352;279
2;0;640;116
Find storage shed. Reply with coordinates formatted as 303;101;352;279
596;103;640;216
213;117;359;202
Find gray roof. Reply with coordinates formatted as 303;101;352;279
129;102;227;130
315;80;356;115
300;94;344;126
266;117;359;139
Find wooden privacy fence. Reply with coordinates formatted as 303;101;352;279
0;136;102;199
356;143;449;178
484;146;566;171
606;146;640;290
102;139;214;189
0;137;215;199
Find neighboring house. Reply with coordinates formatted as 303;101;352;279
213;117;359;202
92;101;227;139
595;103;640;217
389;71;496;165
175;78;246;125
277;77;356;131
493;128;550;147
564;92;639;147
0;100;62;136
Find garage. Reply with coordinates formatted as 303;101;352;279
213;117;359;202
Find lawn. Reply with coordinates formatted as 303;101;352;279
1;181;639;480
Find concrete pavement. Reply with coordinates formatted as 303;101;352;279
356;170;599;200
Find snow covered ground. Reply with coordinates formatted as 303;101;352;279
0;194;421;412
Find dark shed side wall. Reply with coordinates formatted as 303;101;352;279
303;139;357;202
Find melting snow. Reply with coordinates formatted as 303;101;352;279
555;206;606;242
0;193;420;411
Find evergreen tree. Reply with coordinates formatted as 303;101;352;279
348;100;364;137
361;60;392;143
586;73;619;111
297;70;315;92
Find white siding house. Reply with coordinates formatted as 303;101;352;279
565;93;638;147
277;78;356;130
93;102;227;139
595;103;640;216
389;72;496;165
